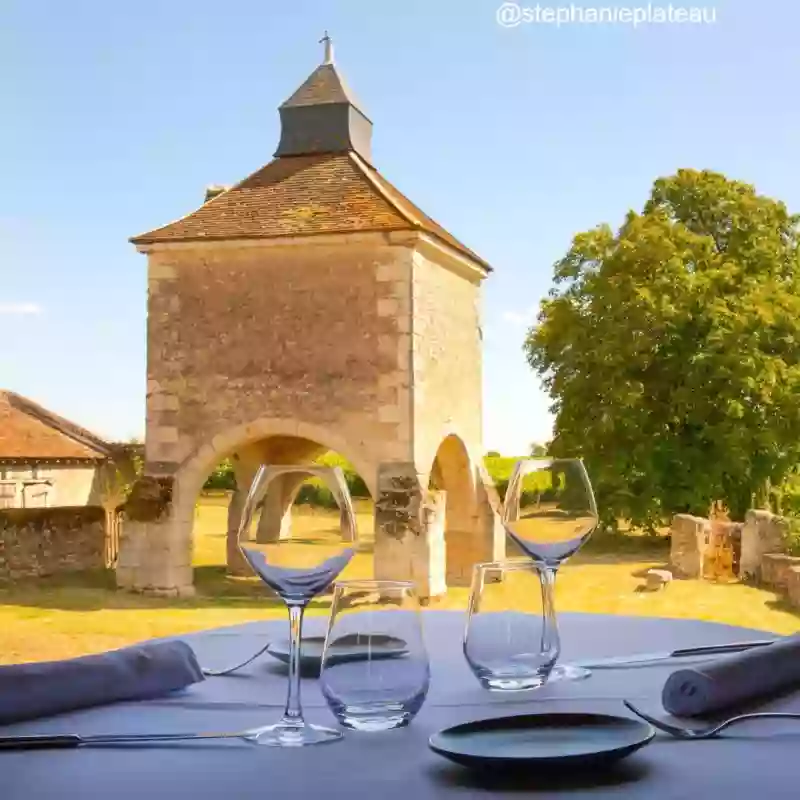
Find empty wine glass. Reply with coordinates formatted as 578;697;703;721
502;458;598;682
464;560;559;691
320;580;429;731
236;464;357;747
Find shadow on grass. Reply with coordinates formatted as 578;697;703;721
0;566;332;613
765;595;800;619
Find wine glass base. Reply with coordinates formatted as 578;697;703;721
548;663;592;683
245;722;343;747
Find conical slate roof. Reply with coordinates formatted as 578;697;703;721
280;63;368;119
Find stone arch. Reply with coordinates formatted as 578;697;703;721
175;416;379;575
176;417;379;518
426;432;485;587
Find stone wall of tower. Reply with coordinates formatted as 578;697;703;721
411;247;484;472
143;232;416;479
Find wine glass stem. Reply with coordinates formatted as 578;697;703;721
541;565;560;654
281;603;306;726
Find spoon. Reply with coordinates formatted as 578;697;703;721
624;700;800;739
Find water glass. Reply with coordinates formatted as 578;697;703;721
320;580;430;731
464;560;559;691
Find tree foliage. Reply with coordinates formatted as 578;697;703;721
525;169;800;529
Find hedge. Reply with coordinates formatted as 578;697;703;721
203;453;561;509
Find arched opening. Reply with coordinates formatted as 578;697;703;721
175;418;379;595
428;434;480;587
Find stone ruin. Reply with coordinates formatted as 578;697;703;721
670;509;800;609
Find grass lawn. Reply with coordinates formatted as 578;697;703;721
0;496;797;664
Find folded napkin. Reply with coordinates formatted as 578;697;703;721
662;634;800;717
0;640;204;725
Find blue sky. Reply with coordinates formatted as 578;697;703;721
2;0;799;456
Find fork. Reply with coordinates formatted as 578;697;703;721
624;700;800;739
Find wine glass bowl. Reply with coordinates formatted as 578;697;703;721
503;459;597;566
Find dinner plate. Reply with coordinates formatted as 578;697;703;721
428;712;655;771
266;634;408;672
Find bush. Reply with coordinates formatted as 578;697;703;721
786;516;800;556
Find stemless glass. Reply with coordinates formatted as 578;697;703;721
320;580;430;731
464;560;559;691
236;464;357;747
502;458;598;682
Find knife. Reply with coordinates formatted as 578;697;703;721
574;638;776;669
0;729;255;751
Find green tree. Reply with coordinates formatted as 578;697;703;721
529;442;549;457
525;169;800;530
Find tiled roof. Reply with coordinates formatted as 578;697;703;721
0;391;112;461
130;153;491;270
280;63;365;114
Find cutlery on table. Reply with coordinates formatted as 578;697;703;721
0;729;262;750
201;641;272;676
574;639;776;669
624;700;800;739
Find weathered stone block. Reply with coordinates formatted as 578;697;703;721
761;554;800;591
670;514;709;579
740;510;788;580
787;567;800;610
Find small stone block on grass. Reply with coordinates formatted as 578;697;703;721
645;569;673;591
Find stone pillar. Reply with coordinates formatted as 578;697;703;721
116;477;194;597
740;510;787;581
225;489;249;576
670;514;710;579
476;468;507;565
415;490;447;598
226;452;261;576
374;462;423;589
255;472;306;543
788;567;800;610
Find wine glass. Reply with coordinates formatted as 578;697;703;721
236;464;357;747
502;458;598;682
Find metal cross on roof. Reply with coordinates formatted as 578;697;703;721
319;31;334;64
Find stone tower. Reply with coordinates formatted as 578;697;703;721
117;41;503;598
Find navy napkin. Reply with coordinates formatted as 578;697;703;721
662;634;800;717
0;640;204;725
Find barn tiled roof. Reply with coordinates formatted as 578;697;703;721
0;391;112;461
130;152;491;270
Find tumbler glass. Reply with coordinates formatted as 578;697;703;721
463;560;559;691
320;580;430;731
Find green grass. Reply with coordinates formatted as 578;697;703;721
0;496;797;664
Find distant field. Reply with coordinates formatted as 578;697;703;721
0;495;797;664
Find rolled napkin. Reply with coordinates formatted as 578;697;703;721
0;640;204;725
662;634;800;717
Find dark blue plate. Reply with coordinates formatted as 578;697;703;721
267;634;408;672
429;712;654;771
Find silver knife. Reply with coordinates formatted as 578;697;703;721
574;638;776;669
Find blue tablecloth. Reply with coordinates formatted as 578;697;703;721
3;612;799;799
